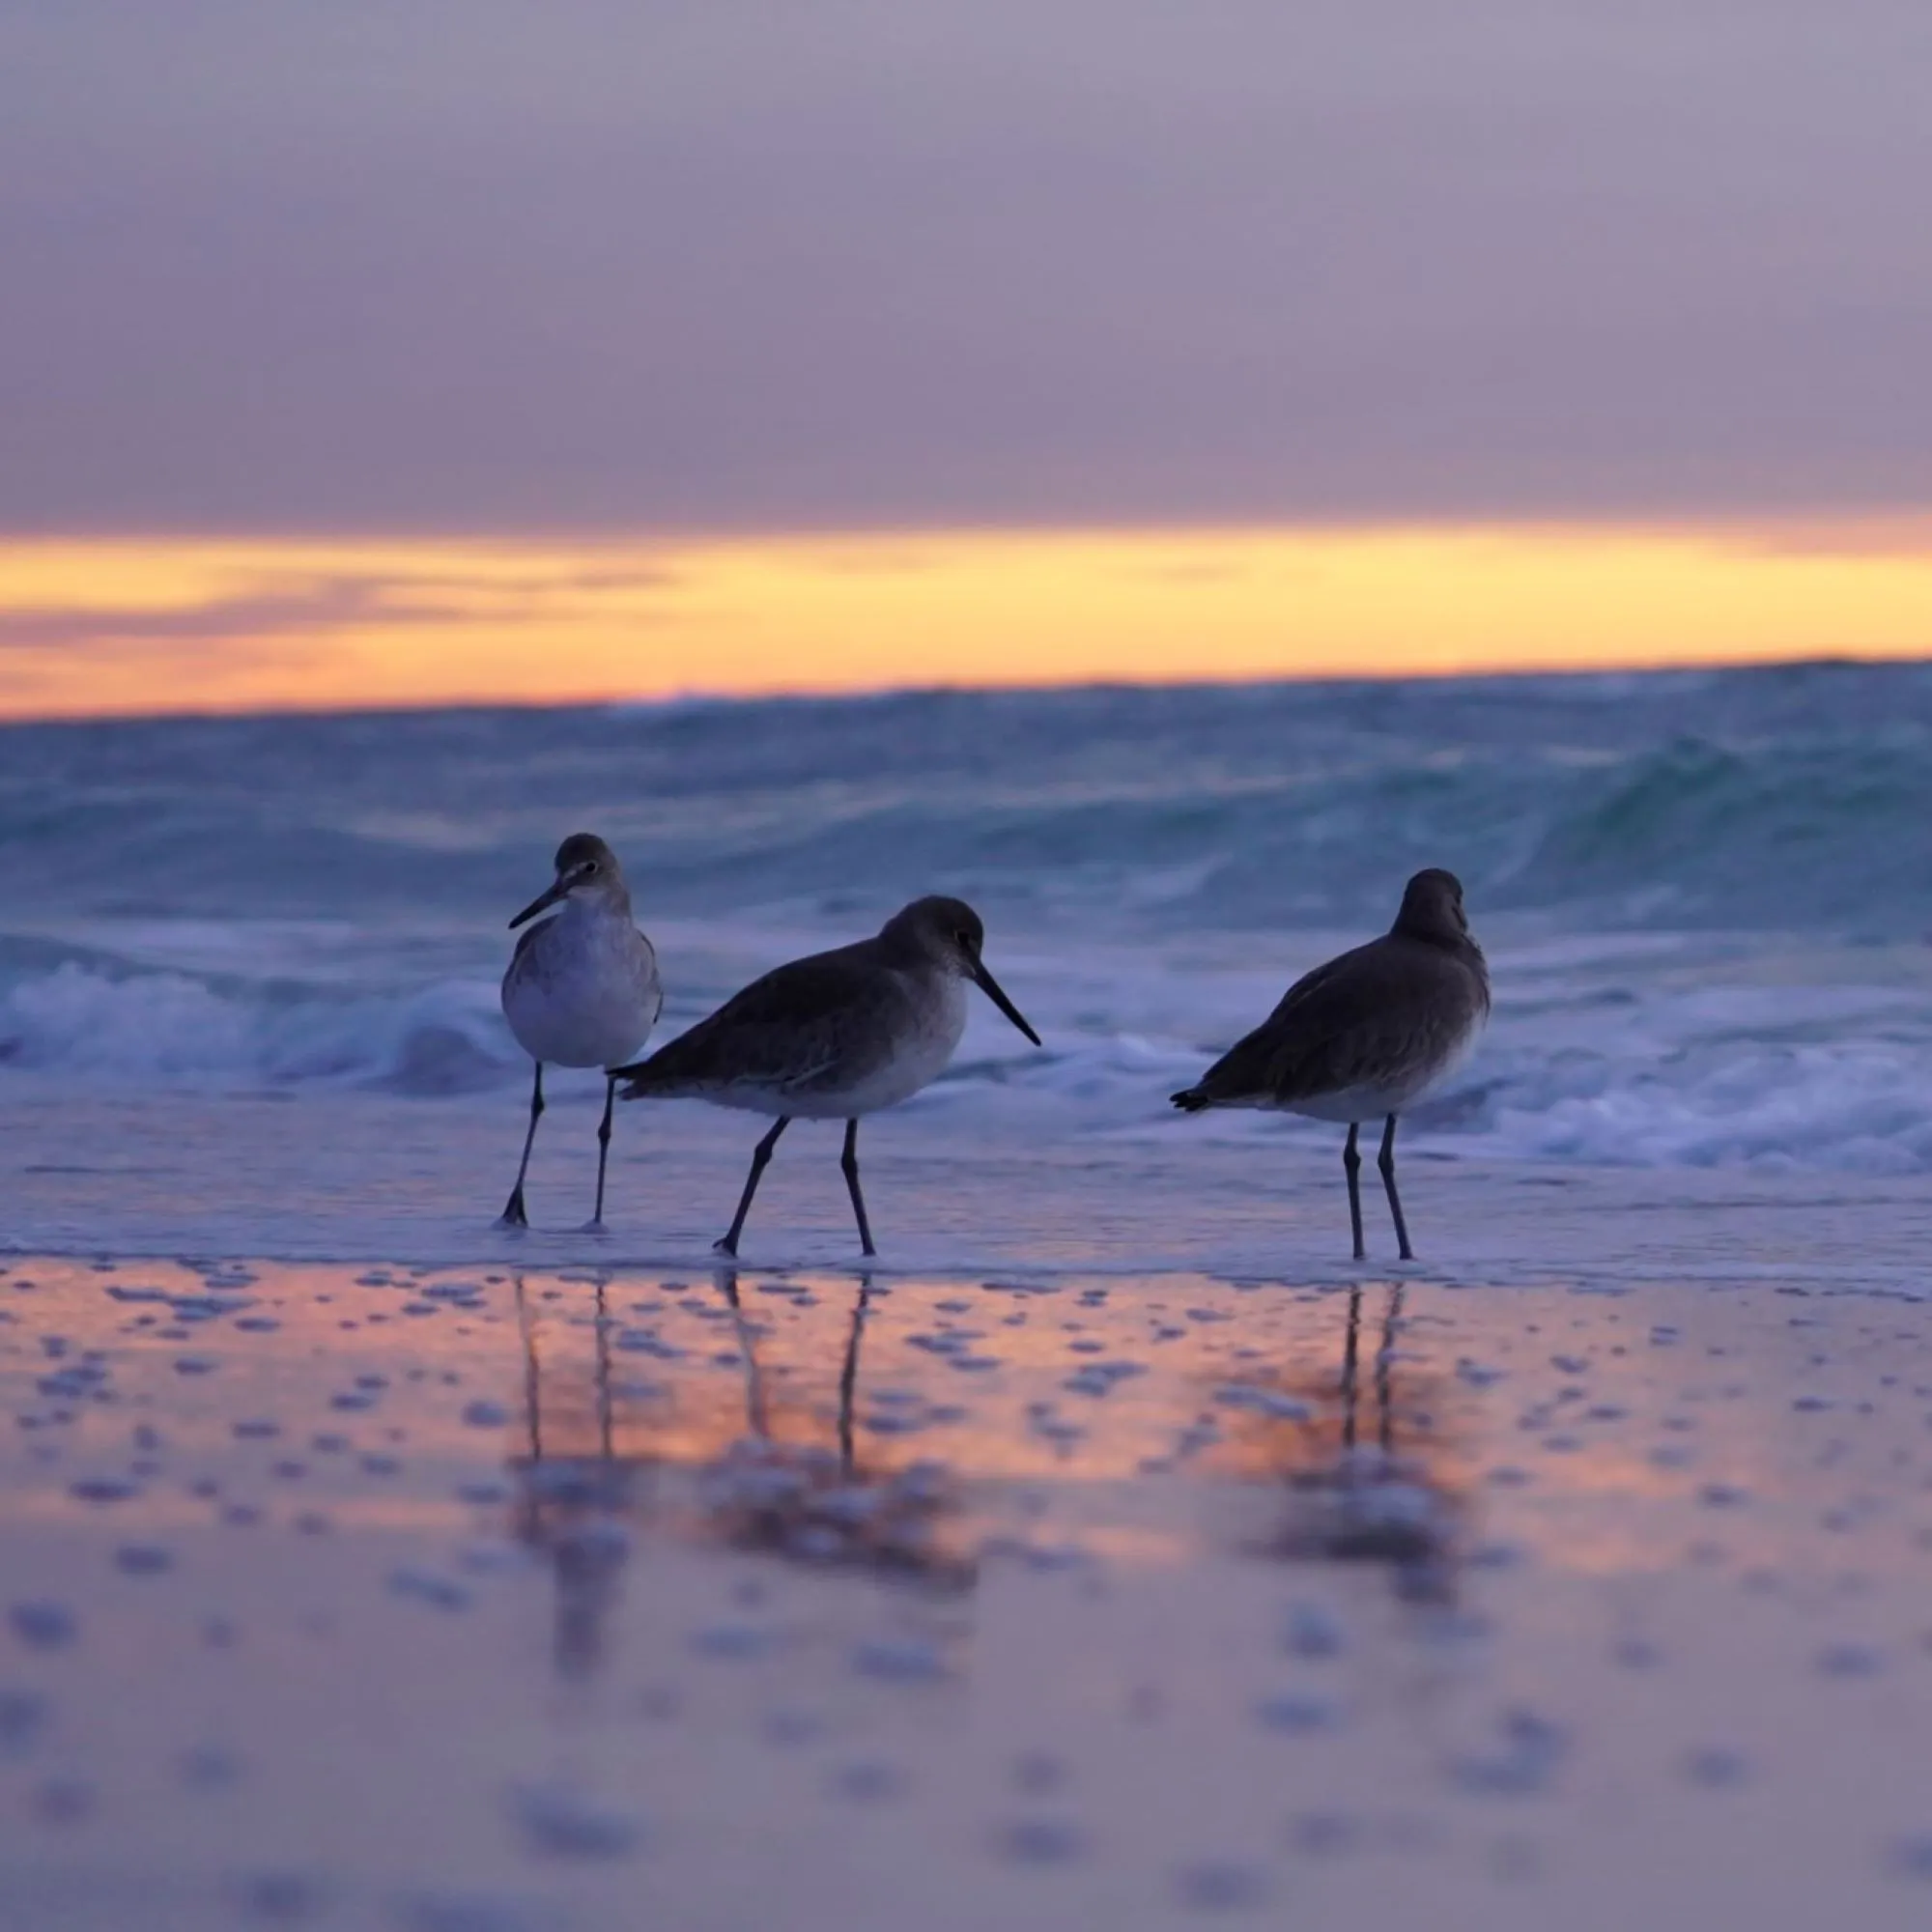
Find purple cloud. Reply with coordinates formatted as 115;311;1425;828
2;0;1928;532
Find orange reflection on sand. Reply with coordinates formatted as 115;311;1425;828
4;519;1932;719
0;1260;1859;1608
492;1266;1828;1592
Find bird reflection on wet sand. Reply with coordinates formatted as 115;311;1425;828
507;1271;973;1674
508;1277;645;1677
705;1271;975;1590
1208;1284;1469;1605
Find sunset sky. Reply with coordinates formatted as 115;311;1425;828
3;1;1929;716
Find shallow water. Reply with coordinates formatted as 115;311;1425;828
8;1084;1932;1292
6;1254;1932;1930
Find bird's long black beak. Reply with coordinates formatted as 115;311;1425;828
971;957;1041;1045
508;877;568;929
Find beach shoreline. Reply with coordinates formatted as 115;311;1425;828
9;1085;1932;1293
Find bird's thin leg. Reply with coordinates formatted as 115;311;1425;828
716;1117;789;1256
1378;1113;1413;1262
499;1063;545;1227
588;1075;617;1228
840;1118;878;1257
1343;1122;1365;1261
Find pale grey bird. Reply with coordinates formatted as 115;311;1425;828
499;833;663;1229
1171;869;1489;1260
613;895;1039;1257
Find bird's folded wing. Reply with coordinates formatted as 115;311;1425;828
620;947;894;1095
507;917;553;975
1202;942;1435;1104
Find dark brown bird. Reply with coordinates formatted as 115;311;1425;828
1171;869;1489;1260
613;896;1039;1258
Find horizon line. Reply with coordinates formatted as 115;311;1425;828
1;650;1921;731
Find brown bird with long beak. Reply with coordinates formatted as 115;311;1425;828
613;895;1039;1258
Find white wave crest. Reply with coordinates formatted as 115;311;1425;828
8;924;1932;1178
0;963;522;1095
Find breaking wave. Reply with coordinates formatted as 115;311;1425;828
6;660;1932;1168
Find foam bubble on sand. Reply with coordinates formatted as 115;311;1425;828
509;1783;642;1861
8;1601;78;1651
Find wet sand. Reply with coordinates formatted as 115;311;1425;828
5;1254;1932;1929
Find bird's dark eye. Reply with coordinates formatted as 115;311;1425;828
955;928;974;947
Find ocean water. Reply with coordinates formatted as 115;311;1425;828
5;661;1932;1183
14;679;1932;1932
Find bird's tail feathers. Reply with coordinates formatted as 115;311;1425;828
1170;1086;1211;1113
609;1058;657;1098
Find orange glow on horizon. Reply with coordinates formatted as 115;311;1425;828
1;520;1929;719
